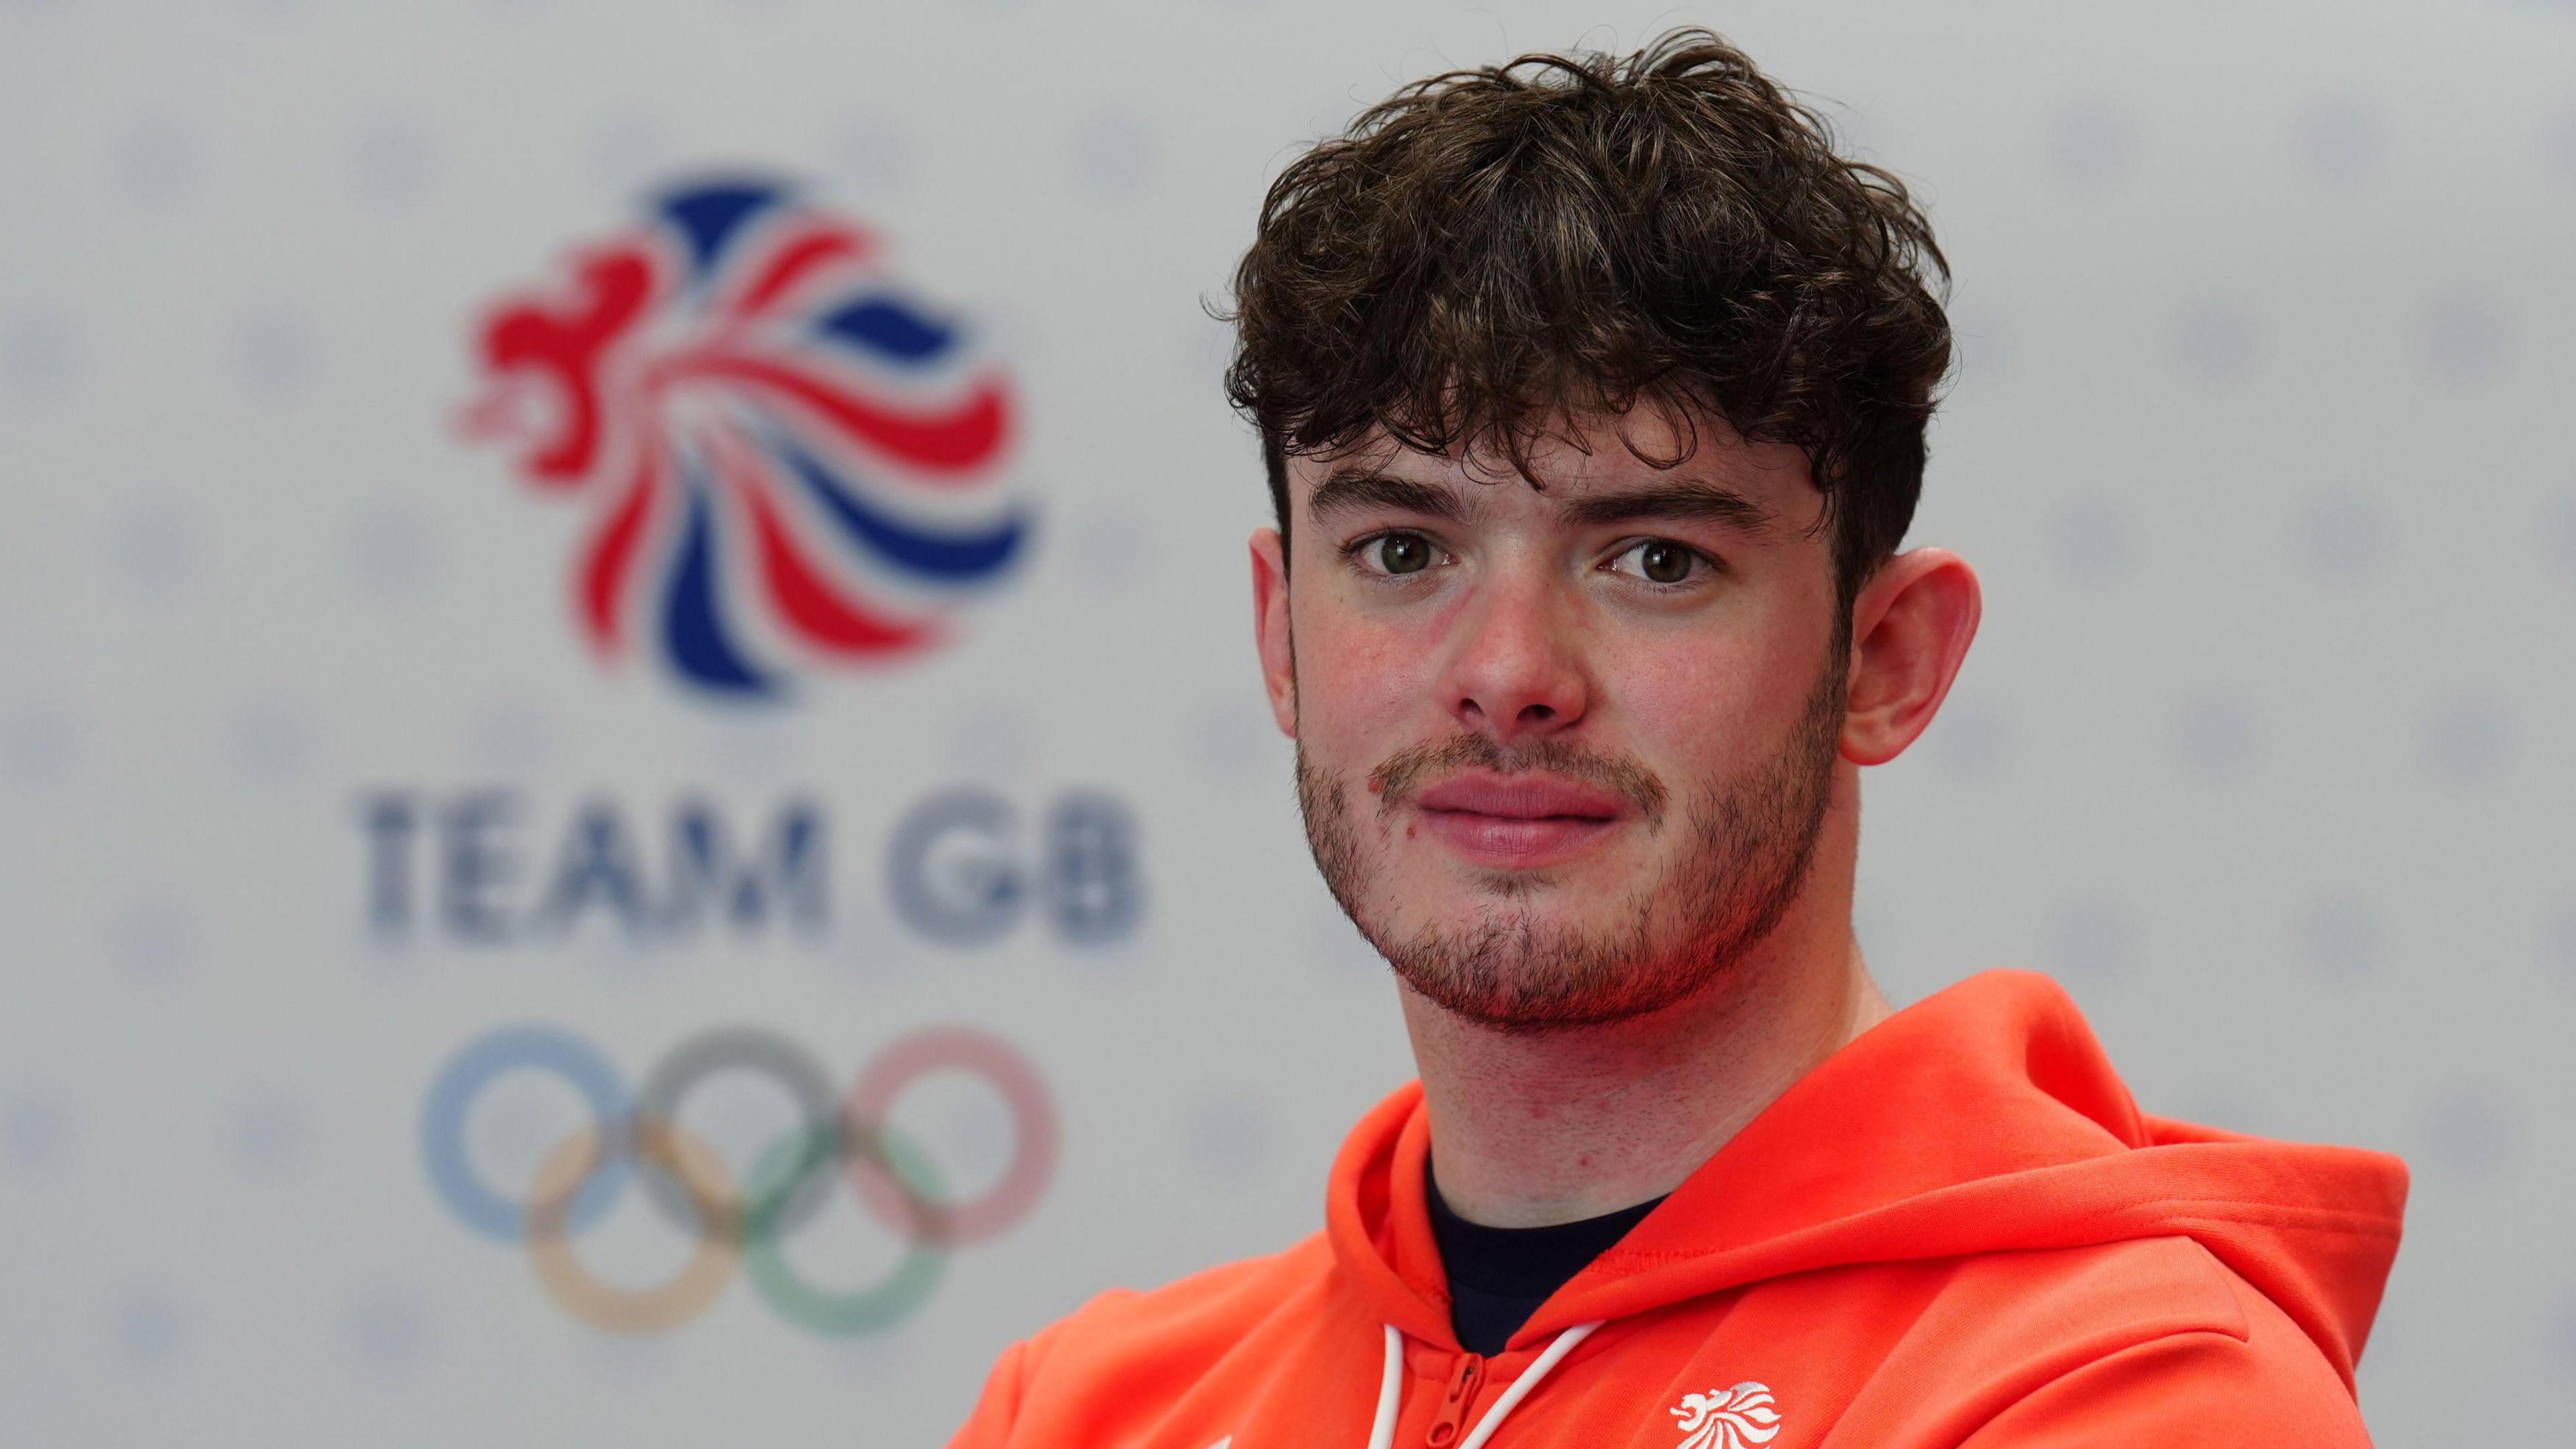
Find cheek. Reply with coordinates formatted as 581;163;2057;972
1291;600;1430;748
1607;628;1809;771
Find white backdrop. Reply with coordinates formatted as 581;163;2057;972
1;1;2571;1444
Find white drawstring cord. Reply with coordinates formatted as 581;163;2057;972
1364;1320;1605;1449
1456;1320;1600;1449
1366;1326;1404;1449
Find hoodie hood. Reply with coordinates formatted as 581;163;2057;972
1325;969;2408;1392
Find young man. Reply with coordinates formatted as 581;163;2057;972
949;30;2404;1448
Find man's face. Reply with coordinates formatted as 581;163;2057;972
1253;409;1852;1033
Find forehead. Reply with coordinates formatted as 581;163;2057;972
1288;409;1823;535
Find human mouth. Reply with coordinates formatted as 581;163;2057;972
1409;773;1630;869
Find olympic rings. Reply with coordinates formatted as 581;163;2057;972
847;1025;1058;1245
634;1027;841;1239
740;1126;949;1335
527;1121;737;1334
419;1022;1056;1335
420;1024;631;1240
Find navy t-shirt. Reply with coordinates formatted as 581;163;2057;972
1424;1154;1668;1355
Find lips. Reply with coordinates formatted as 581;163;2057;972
1414;773;1627;820
1410;772;1629;869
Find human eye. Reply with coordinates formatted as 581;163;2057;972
1342;530;1450;579
1603;537;1716;589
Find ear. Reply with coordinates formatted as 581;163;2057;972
1249;527;1297;737
1840;547;1981;767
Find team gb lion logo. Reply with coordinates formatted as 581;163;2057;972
461;177;1030;701
1671;1381;1782;1449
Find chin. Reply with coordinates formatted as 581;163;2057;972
1392;890;1603;947
1465;863;1582;897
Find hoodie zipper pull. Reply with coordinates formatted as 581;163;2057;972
1424;1352;1484;1448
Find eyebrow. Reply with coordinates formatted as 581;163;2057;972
1307;467;1776;537
1305;468;1472;527
1555;480;1777;535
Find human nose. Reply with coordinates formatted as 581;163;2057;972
1440;561;1591;743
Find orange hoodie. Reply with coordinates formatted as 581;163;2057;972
946;970;2407;1448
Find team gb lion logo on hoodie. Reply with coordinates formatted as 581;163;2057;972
1672;1382;1782;1448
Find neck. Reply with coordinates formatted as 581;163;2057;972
1400;782;1890;1227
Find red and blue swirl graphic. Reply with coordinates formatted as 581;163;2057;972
461;178;1028;699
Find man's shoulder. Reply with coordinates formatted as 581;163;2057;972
1016;1228;1342;1378
1938;1232;2256;1342
1848;1234;2372;1444
944;1232;1345;1448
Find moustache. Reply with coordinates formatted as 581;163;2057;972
1366;734;1668;826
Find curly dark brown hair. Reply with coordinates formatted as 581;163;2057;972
1222;28;1952;606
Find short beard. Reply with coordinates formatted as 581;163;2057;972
1295;649;1847;1035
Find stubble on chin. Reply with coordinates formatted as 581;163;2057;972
1294;661;1845;1035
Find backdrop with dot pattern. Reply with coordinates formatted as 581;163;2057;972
1;1;2570;1443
